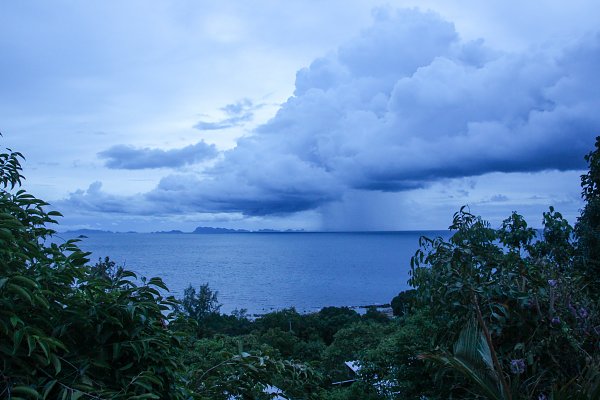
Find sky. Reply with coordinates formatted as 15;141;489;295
1;0;599;232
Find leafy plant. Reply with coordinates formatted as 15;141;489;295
0;142;188;399
576;136;600;296
184;335;319;399
421;320;511;400
407;138;600;398
180;283;222;322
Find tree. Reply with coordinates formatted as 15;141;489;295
0;142;188;399
409;205;598;397
576;136;600;295
181;282;221;322
390;289;416;317
183;335;318;399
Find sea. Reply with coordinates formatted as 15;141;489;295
59;231;451;315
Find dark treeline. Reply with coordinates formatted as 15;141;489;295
2;137;600;399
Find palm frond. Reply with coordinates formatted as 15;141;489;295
420;319;508;400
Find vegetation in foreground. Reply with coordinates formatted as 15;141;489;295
1;136;600;399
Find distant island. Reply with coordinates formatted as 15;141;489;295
192;226;250;234
62;227;306;234
191;226;305;234
60;227;455;235
62;228;119;235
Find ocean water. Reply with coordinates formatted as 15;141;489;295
59;231;450;314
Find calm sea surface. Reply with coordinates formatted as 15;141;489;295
60;231;450;314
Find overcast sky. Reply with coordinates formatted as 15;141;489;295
1;1;599;232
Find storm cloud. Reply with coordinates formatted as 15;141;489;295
68;8;600;218
191;9;600;211
98;141;218;169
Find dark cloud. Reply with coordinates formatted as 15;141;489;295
60;167;340;217
201;9;599;210
66;9;600;217
194;98;260;130
98;141;218;169
141;153;342;215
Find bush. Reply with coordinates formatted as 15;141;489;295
0;144;188;399
390;289;416;317
408;156;600;398
576;136;600;296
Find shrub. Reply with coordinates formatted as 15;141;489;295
408;137;600;399
0;143;188;399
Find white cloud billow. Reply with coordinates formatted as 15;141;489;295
69;8;600;217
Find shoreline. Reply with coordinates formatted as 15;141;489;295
246;303;393;319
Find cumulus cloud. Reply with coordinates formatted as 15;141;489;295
67;8;600;218
98;140;218;169
194;98;261;130
60;182;149;214
267;10;598;194
200;9;599;210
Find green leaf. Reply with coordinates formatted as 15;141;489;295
27;335;36;355
11;275;39;288
46;337;68;352
13;329;24;354
33;294;50;309
120;271;137;279
42;380;57;400
8;283;33;303
119;362;134;371
133;380;153;391
148;277;169;291
10;315;22;328
11;386;40;398
50;353;61;374
128;394;160;400
112;342;121;360
71;390;83;400
37;339;50;359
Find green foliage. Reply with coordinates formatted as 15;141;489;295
408;183;600;397
323;321;390;382
360;309;441;399
390;289;416;317
532;207;575;268
362;307;390;324
181;282;221;321
312;307;363;345
0;144;188;399
254;308;305;336
199;311;254;337
576;136;600;294
177;283;257;338
252;306;363;346
183;335;319;399
422;319;510;400
0;142;24;189
317;382;382;400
